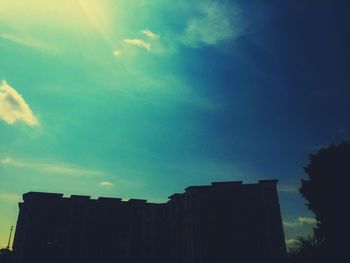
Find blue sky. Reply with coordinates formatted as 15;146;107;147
1;0;350;248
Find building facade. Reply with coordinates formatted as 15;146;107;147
13;180;287;263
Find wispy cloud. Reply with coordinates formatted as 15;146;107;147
0;33;57;53
0;157;12;165
285;238;298;248
181;1;243;47
41;164;104;176
0;157;105;177
112;2;243;57
123;39;151;51
99;181;114;187
113;50;123;57
283;221;299;228
141;29;159;39
298;217;317;225
283;217;317;228
278;184;299;193
115;30;161;56
0;80;39;126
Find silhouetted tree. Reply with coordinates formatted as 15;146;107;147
293;141;350;262
288;236;324;263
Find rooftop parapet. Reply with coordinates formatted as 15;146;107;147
211;181;242;187
185;185;210;193
128;199;147;204
70;195;91;200
23;192;63;202
98;197;122;202
258;179;279;185
22;180;280;205
168;193;183;201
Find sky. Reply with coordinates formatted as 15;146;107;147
1;0;350;249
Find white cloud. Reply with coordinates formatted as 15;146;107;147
0;157;105;176
285;238;298;248
41;164;104;176
283;221;299;228
99;181;114;187
278;185;298;193
113;50;123;57
0;157;12;165
181;1;242;47
141;29;159;39
0;80;39;126
118;30;162;55
113;3;243;56
123;39;151;51
283;217;317;228
298;216;317;225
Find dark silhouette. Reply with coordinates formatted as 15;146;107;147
289;141;350;263
0;226;15;263
288;236;324;263
0;249;15;263
12;180;287;263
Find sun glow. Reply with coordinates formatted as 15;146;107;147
76;0;115;48
0;0;115;42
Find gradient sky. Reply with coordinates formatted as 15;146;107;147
1;0;350;249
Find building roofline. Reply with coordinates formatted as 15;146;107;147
258;179;279;185
22;179;279;204
211;181;243;186
23;192;63;200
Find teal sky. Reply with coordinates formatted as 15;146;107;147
1;0;350;249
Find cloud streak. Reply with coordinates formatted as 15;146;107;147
123;39;151;51
298;217;318;225
113;50;123;57
285;238;298;248
0;80;39;126
111;1;243;58
0;157;105;177
141;30;159;39
115;30;161;56
278;184;299;193
0;34;57;53
283;217;317;228
99;181;114;187
123;38;151;51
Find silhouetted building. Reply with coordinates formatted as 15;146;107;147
12;180;287;263
0;249;15;263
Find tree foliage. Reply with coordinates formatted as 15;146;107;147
290;141;350;262
288;236;323;263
